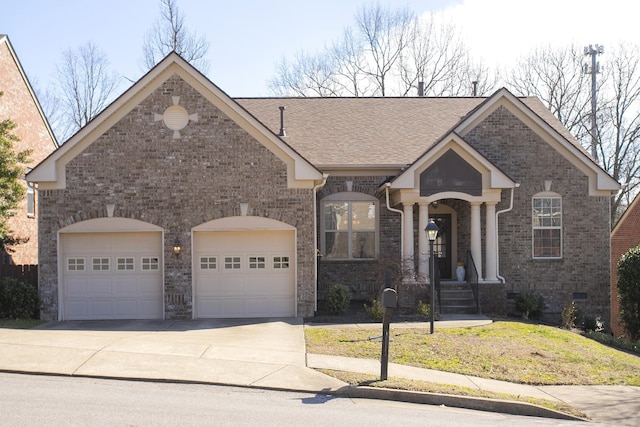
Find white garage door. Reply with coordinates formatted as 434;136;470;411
194;230;295;318
61;232;163;320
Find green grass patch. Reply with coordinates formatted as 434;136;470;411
305;320;640;386
0;319;46;329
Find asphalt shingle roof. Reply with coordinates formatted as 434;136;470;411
236;96;582;168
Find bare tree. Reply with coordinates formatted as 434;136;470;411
506;45;592;141
506;43;640;223
599;43;640;220
269;3;487;97
49;42;119;142
142;0;210;73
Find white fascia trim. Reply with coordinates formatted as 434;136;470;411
455;89;619;195
27;54;322;189
391;133;514;190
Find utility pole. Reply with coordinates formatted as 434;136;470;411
583;44;604;161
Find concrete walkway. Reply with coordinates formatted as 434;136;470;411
0;316;638;425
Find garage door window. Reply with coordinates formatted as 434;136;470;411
67;258;85;271
273;256;289;269
249;256;266;269
200;256;217;270
92;257;110;271
225;256;241;269
117;257;134;271
142;257;159;270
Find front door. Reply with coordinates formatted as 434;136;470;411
431;214;452;279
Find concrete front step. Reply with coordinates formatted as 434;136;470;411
439;282;478;315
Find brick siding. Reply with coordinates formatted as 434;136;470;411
37;76;316;320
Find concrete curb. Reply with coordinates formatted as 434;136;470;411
333;385;587;421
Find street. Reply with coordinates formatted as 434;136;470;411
0;373;602;426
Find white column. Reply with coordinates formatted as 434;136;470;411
418;202;429;280
470;202;483;281
484;201;497;282
403;202;415;280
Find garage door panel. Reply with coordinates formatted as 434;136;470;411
194;230;295;318
62;231;163;320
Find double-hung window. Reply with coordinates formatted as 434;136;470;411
532;195;562;258
322;193;377;260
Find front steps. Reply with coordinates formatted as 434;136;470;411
439;281;478;315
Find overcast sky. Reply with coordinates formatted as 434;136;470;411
2;0;639;97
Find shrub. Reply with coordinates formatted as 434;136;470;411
416;300;430;317
617;246;640;340
324;284;351;314
515;291;545;320
364;299;384;319
584;315;605;333
0;277;39;319
561;300;577;329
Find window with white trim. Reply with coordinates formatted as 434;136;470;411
117;257;134;271
200;256;217;270
141;257;159;271
92;257;110;271
532;194;562;258
224;256;241;270
249;256;266;269
322;192;378;260
273;256;290;269
67;258;85;271
26;182;35;217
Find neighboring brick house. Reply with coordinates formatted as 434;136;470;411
610;193;640;337
0;35;58;265
28;53;619;322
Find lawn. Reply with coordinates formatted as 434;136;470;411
305;320;640;386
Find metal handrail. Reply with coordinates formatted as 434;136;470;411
466;250;480;313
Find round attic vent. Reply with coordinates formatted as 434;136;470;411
163;105;189;131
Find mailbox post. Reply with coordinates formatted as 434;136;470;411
380;288;397;381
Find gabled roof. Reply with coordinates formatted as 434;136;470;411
236;93;588;170
28;52;322;189
0;35;58;149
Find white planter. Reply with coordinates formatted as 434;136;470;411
456;266;465;282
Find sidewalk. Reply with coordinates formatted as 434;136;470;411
0;316;638;425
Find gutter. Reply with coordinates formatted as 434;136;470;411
496;184;519;284
385;183;404;261
313;174;329;312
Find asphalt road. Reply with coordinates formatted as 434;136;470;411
0;373;608;426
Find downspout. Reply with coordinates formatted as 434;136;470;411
385;183;404;264
313;173;329;312
496;183;520;284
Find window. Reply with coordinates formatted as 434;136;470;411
322;193;377;260
273;256;290;269
92;257;110;271
249;256;266;269
117;257;134;271
224;256;241;270
200;256;217;270
26;182;35;217
532;195;562;258
67;258;85;271
142;257;159;271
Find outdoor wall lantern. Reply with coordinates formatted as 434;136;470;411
425;220;439;334
172;237;182;257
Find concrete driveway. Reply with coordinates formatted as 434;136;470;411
0;318;346;391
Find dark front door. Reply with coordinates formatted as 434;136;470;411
431;214;452;279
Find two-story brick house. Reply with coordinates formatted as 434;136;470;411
0;35;58;265
28;53;618;322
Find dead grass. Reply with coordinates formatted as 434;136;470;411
305;320;640;386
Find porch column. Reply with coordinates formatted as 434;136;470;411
418;202;429;280
484;201;498;282
403;202;415;280
470;202;483;281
